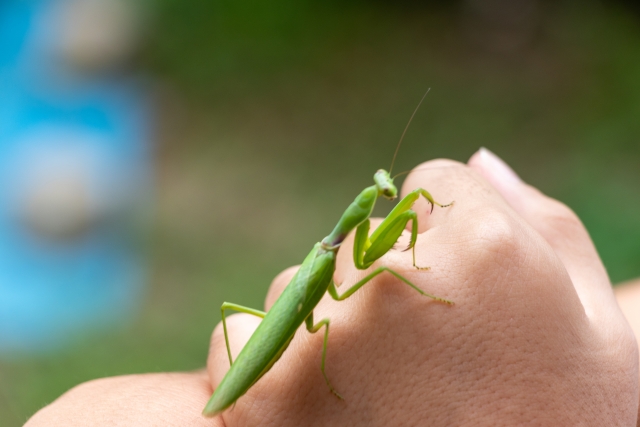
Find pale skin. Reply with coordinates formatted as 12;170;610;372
26;148;640;426
615;278;640;427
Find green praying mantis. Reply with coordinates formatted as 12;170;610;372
203;90;454;417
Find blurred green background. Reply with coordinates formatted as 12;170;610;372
3;0;640;424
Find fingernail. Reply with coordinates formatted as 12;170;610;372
476;147;522;185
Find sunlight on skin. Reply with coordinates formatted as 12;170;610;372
615;278;640;427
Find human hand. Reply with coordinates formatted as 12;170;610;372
206;149;638;426
25;149;639;426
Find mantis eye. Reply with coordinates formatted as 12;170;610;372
383;187;397;199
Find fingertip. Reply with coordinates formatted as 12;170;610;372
467;148;482;166
467;147;535;215
467;147;522;190
398;159;469;232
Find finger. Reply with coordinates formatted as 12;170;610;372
25;372;221;427
467;148;616;319
265;265;300;311
398;158;586;319
207;313;262;388
400;158;509;232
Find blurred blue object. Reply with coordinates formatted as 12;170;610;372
0;0;151;354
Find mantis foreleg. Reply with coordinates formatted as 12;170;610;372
221;302;266;366
355;188;453;271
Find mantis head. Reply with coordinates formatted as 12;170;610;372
374;169;397;200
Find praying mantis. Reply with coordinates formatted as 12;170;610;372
203;90;454;417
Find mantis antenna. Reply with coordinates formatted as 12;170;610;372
202;87;454;418
388;88;431;175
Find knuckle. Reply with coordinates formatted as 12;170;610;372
538;197;584;234
456;208;534;287
468;208;524;262
402;160;468;197
412;158;465;172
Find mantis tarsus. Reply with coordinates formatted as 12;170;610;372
203;90;454;417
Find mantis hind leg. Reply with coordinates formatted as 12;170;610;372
220;302;266;366
305;313;344;400
328;267;453;305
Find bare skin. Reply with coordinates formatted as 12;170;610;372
26;148;639;426
615;278;640;427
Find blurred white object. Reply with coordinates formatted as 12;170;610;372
12;127;138;243
54;0;144;72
